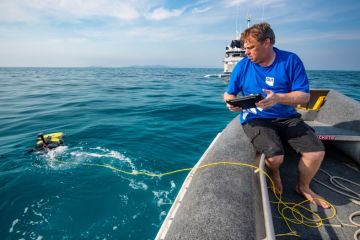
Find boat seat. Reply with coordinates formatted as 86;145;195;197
306;121;360;141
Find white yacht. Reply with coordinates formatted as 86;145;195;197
223;17;251;75
223;40;245;75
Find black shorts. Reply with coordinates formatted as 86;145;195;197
242;116;325;158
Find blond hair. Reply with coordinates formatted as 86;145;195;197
241;22;275;45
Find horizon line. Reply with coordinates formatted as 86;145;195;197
0;66;359;71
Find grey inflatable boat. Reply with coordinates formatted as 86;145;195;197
156;89;360;240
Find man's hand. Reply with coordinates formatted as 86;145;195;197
256;89;279;109
257;89;310;109
224;92;242;112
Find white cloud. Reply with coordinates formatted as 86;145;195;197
224;0;248;6
0;0;141;22
127;26;181;41
224;0;286;8
280;31;360;44
0;0;193;23
0;1;37;22
147;7;185;21
192;7;212;14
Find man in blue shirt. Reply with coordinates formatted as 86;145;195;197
224;22;329;208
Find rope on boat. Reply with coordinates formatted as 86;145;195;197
313;168;360;240
314;169;360;203
48;158;340;238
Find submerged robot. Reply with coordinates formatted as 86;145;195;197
28;132;64;153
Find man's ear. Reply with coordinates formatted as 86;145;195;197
263;38;271;47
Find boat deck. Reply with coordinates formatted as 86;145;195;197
269;141;360;240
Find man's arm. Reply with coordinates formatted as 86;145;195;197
276;91;310;105
256;89;310;109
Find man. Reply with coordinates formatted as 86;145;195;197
224;22;329;208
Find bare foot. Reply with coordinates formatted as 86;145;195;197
269;170;283;195
296;185;330;209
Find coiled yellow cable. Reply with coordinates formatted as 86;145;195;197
50;159;337;238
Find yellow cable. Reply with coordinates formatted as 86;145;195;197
49;158;337;238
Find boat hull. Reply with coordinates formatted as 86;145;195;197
156;116;266;240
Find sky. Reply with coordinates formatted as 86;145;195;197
0;0;359;70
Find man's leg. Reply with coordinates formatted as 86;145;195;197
265;155;284;194
243;119;285;195
278;117;328;208
297;151;330;208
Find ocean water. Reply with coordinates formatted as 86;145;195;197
0;67;359;240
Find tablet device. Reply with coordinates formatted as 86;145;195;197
226;94;263;109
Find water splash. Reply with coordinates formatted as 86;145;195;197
152;180;177;207
34;145;137;173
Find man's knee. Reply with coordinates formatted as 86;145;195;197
302;151;325;161
266;155;284;167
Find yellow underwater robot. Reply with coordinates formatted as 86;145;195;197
28;132;64;153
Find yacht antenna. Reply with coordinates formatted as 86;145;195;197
235;4;240;38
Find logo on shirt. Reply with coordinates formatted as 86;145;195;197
265;77;275;86
242;107;263;121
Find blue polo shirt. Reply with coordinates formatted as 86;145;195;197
226;47;309;124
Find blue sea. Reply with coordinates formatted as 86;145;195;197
0;67;359;240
